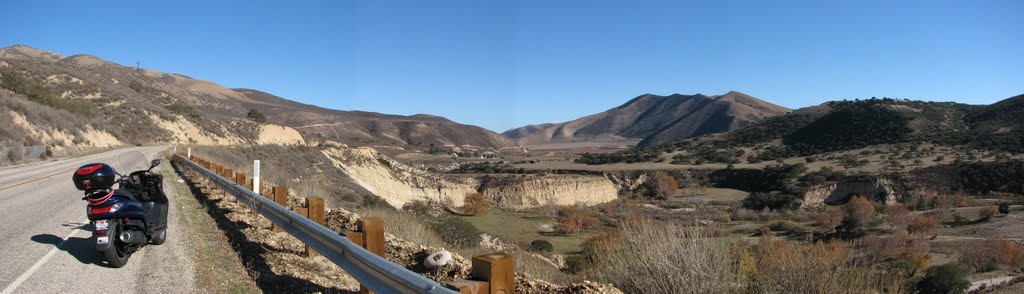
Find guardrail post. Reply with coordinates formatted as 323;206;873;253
447;253;515;293
347;217;385;294
306;197;325;257
272;186;288;232
470;253;514;294
235;173;247;188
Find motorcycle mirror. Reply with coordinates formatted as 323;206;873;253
151;159;161;168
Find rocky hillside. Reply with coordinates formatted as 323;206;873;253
503;91;789;147
0;45;515;151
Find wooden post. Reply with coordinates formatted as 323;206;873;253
352;217;385;294
470;253;515;294
235;173;247;187
293;207;309;218
359;217;385;257
306;197;325;257
272;186;288;232
224;168;233;180
447;280;489;294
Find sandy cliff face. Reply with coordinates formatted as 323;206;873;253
320;147;618;209
801;178;899;208
480;175;618;209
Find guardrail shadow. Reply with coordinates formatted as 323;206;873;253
173;161;356;294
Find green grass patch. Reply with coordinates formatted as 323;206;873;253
463;209;594;254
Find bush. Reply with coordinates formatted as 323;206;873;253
907;214;939;238
462;192;491;216
429;216;482;248
841;196;876;233
246;108;266;123
528;239;554;253
650;171;678;199
999;202;1011;215
815;209;844;232
587;219;741;293
557;206;601;235
401;200;432;216
916;263;970;294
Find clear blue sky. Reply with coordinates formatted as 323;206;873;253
3;1;1022;132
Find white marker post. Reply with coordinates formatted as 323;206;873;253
187;147;191;159
252;160;261;193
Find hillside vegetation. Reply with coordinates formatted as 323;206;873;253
577;97;1020;165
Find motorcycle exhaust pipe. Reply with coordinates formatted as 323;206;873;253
119;230;147;245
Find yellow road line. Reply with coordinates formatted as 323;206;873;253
0;168;76;191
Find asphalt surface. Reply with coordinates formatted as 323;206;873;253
0;146;196;294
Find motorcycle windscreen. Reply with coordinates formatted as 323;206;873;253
115;151;149;174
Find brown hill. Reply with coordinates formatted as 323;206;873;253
0;45;515;151
503;91;789;147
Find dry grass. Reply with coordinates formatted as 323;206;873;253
586;218;742;293
356;207;448;249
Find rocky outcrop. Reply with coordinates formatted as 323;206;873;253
321;147;618;209
321;147;479;208
801;178;899;208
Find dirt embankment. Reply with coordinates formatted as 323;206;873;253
320;147;618;209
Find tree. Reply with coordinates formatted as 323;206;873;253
247;108;267;123
652;171;678;199
999;202;1011;215
978;205;998;222
841;196;876;233
462;192;491;216
917;263;970;294
885;203;910;231
907;214;939;238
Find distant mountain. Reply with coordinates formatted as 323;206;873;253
0;45;515;150
576;96;1024;165
689;96;1024;158
503;91;789;147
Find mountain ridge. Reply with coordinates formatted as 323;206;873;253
0;44;516;150
503;91;790;147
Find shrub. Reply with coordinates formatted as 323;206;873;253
978;205;998;221
527;239;554;253
557;206;601;235
246;108;266;123
652;171;678;199
429;216;482;248
401;200;432;216
907;214;939;238
841;196;876;233
960;238;1021;273
815;209;844;233
999;202;1011;215
747;237;905;293
461;192;491;216
587;219;741;293
885;203;909;231
916;263;970;294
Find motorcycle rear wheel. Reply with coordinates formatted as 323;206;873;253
103;227;131;268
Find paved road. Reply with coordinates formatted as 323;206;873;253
0;146;196;294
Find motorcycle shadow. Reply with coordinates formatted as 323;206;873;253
31;228;108;267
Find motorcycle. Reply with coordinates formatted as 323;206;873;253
72;151;169;268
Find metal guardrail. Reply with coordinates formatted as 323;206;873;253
173;155;457;294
